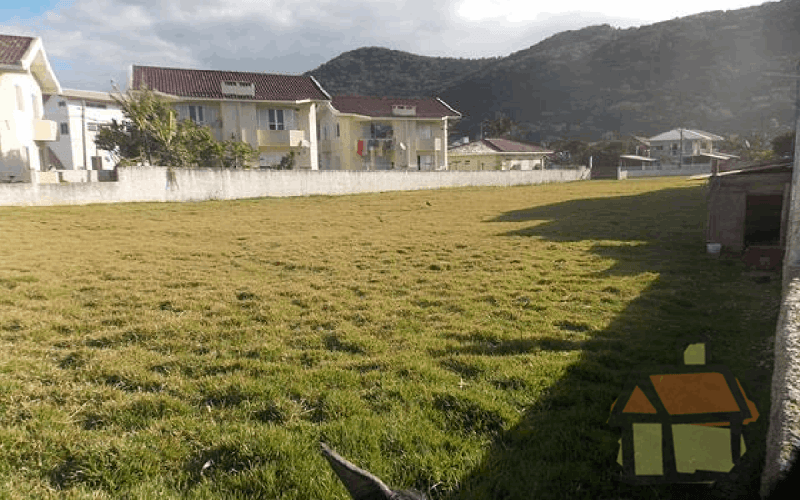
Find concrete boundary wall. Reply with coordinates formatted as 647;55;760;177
762;265;800;496
0;166;589;206
762;126;800;496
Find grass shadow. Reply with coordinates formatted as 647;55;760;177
443;184;779;499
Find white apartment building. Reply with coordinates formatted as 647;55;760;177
43;89;124;170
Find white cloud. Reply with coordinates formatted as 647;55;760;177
1;0;767;91
457;0;768;23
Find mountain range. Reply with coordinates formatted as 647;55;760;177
305;0;800;142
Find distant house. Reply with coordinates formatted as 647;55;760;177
649;128;724;167
42;89;125;171
448;138;552;171
0;34;61;182
130;65;332;169
316;96;461;171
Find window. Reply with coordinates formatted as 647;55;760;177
86;102;107;109
221;81;254;97
370;122;392;139
60;122;69;135
419;124;432;139
269;109;284;130
189;105;204;124
259;109;285;130
87;123;98;132
336;123;340;137
58;100;66;107
15;85;24;112
32;93;40;117
176;105;217;126
259;108;294;130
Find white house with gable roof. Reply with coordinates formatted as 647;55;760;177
0;34;61;182
649;128;725;167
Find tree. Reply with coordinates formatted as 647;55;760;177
771;131;795;159
96;85;256;168
482;116;516;138
588;141;626;167
95;119;153;166
718;134;774;162
271;151;296;170
222;139;259;169
547;139;589;166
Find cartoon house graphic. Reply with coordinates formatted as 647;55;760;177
608;344;759;484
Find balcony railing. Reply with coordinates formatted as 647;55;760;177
33;119;57;141
257;129;306;147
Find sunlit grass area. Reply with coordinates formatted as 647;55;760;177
0;179;781;499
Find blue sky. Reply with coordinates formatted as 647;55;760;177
0;0;773;92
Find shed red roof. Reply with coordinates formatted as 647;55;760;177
0;34;34;65
131;65;330;102
330;95;460;119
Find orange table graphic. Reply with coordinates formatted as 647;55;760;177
608;343;759;484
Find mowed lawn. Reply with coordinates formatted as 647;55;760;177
0;178;781;499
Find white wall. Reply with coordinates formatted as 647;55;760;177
42;95;124;171
0;165;589;206
0;72;44;181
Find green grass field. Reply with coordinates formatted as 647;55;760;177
0;178;781;499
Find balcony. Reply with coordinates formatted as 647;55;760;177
358;138;395;155
33;119;57;141
258;129;306;148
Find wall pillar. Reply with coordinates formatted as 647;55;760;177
443;118;449;170
308;103;318;170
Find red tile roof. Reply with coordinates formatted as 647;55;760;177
0;34;34;65
331;95;460;119
131;65;330;102
482;138;550;153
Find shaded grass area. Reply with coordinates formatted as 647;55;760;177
0;179;780;499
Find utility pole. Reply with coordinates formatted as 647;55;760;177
679;127;683;168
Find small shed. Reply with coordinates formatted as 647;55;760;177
704;162;792;268
608;344;759;484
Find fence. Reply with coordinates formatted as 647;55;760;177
0;166;590;206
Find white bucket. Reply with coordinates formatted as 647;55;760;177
706;243;722;255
